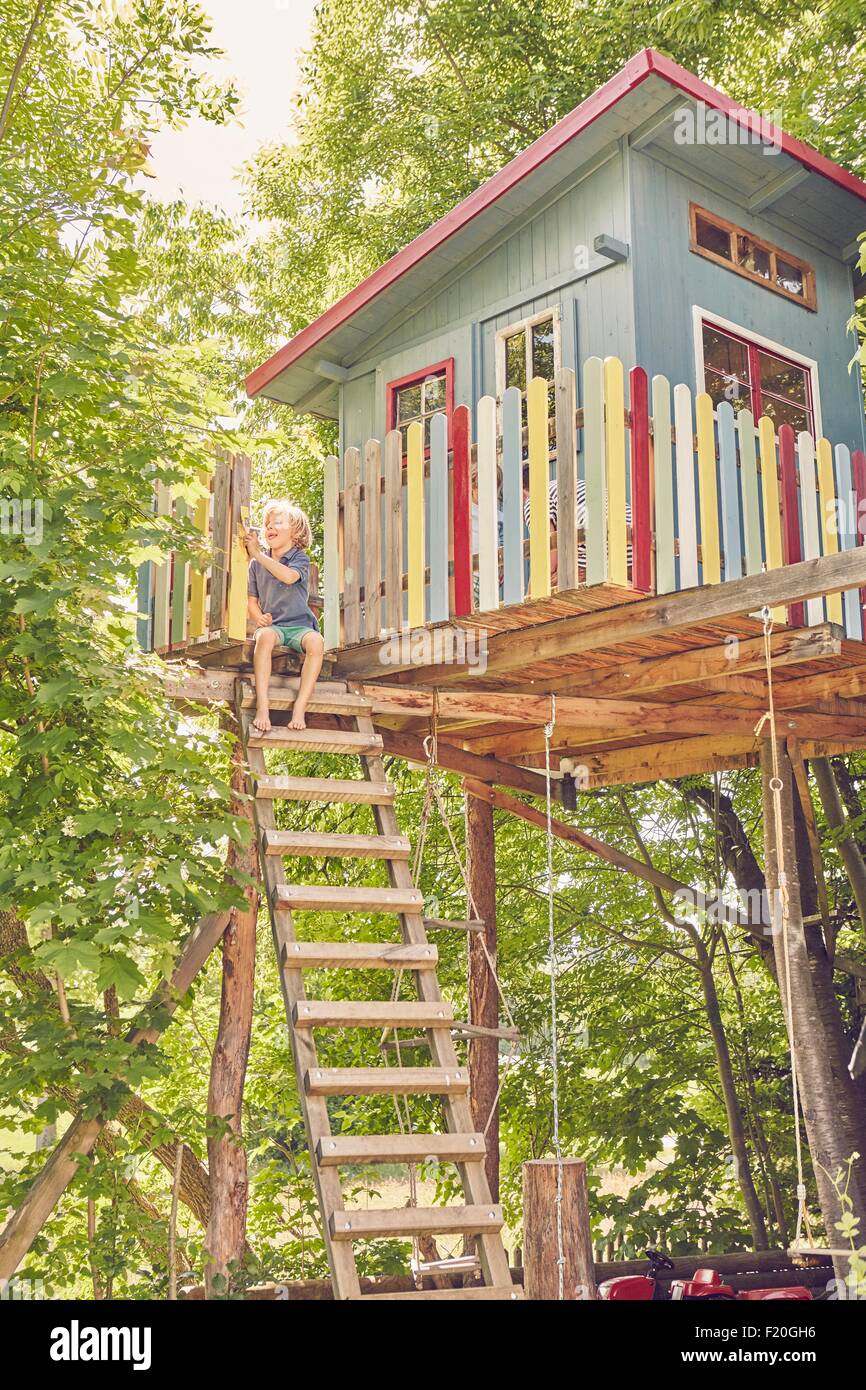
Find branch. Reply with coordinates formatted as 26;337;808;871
0;0;50;143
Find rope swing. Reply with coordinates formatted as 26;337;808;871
409;690;565;1293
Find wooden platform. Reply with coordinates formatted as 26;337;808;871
169;549;866;790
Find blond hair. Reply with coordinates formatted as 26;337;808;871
260;498;313;551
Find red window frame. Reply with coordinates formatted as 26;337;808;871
386;358;454;454
700;319;816;438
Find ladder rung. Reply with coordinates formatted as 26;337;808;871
247;727;383;755
305;1067;468;1096
293;1000;454;1029
330;1205;503;1240
351;1285;523;1301
253;775;395;804
264;830;410;860
282;941;437;970
275;884;423;914
316;1132;486;1166
423;918;486;933
240;682;371;715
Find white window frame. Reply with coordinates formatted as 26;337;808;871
692;305;822;439
495;304;562;400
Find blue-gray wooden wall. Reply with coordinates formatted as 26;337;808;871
338;139;864;455
629;149;865;452
339;145;634;450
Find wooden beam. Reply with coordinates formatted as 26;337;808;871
333;549;866;681
369;681;866;747
536;625;841;700
378;729;562;802
462;702;866;759
462;780;755;931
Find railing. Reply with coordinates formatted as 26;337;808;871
136;452;251;654
323;355;866;649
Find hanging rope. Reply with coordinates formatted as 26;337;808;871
543;694;565;1301
754;607;813;1251
411;692;521;1140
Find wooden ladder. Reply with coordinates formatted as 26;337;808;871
235;675;519;1302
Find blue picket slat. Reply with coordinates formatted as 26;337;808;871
428;413;449;623
502;386;524;604
835;443;862;640
716;402;742;582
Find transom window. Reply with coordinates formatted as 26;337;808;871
689;204;816;310
386;359;453;452
700;318;816;436
496;307;561;422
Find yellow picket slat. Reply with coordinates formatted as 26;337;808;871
187;469;210;640
528;376;550;600
695;392;720;585
817;436;843;625
407;420;425;628
758;416;785;624
604;356;627;587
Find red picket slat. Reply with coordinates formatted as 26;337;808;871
629;366;652;592
452;404;472;617
778;424;804;628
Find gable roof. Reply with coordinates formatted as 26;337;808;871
247;47;866;409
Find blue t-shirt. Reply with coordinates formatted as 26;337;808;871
248;547;318;631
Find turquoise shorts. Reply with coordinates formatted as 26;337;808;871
269;624;313;653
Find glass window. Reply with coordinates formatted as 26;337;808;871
390;366;450;452
695;213;732;260
775;256;805;297
700;320;815;436
504;330;526;392
500;312;558;424
691;204;814;308
737;236;771;280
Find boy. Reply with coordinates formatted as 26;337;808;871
244;500;324;733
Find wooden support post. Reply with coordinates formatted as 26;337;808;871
205;715;260;1296
523;1159;596;1300
465;788;499;1199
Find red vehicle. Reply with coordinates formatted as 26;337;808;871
598;1248;812;1301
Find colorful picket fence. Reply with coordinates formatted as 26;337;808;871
136;452;251;654
323;356;866;650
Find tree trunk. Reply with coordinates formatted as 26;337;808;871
204;719;259;1296
761;740;866;1280
696;955;769;1248
465;789;499;1199
0;908;224;1241
523;1158;596;1300
811;756;866;941
790;780;866;1188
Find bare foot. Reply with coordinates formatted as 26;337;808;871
253;706;271;733
288;704;307;731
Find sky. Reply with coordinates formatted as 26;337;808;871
148;0;319;214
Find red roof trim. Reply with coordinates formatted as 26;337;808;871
246;48;866;400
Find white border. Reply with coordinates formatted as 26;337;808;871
691;304;822;439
